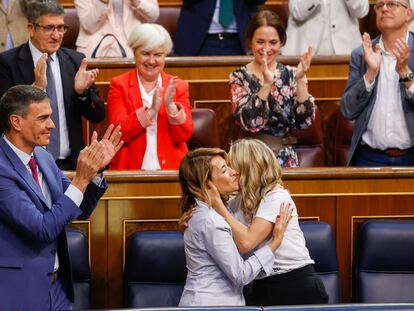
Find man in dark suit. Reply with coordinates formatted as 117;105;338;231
0;0;105;170
0;84;122;311
174;0;265;56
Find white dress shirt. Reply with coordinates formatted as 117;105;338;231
29;40;71;159
138;74;162;170
363;35;414;150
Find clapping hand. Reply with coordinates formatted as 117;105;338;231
362;32;381;83
392;37;411;79
296;46;313;81
90;124;124;170
164;77;179;115
261;48;274;85
33;53;49;90
74;58;99;95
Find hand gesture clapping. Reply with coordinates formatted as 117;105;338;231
261;48;274;85
392;37;411;78
33;53;49;90
74;58;99;95
362;32;381;83
296;46;313;81
164;77;179;115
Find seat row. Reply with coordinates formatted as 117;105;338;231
68;220;414;309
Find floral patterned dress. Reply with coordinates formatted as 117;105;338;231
230;63;315;167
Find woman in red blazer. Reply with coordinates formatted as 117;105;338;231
107;23;193;170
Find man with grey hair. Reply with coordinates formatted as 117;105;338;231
0;0;105;170
341;0;414;166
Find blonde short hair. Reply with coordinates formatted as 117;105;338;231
128;23;173;54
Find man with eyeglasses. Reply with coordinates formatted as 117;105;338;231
341;0;414;166
0;0;105;170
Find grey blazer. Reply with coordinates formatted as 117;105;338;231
340;32;414;165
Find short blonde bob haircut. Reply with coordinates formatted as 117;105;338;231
128;23;173;54
229;139;283;221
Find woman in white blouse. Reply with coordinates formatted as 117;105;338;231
75;0;159;57
208;139;329;305
178;147;291;306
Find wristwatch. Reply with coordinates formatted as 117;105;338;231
399;71;414;82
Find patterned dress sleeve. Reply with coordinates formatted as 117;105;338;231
230;68;272;132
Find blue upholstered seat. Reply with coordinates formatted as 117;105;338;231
66;228;91;310
300;221;341;303
124;231;187;308
353;220;414;303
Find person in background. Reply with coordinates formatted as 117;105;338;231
107;23;193;170
208;139;329;306
0;84;123;311
178;147;292;306
174;0;265;56
75;0;159;58
0;0;30;52
0;0;106;170
230;10;315;167
283;0;369;55
341;0;414;166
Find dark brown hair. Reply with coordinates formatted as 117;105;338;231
245;10;287;49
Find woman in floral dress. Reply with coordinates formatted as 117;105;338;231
230;10;315;167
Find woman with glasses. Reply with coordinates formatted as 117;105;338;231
106;23;193;170
75;0;159;58
283;0;369;55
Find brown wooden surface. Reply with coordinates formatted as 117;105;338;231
88;55;349;164
67;168;414;307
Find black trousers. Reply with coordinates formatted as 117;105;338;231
245;264;329;306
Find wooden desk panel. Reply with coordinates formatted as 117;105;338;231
68;168;414;308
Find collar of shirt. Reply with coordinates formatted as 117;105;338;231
137;73;162;109
3;135;34;167
28;40;57;67
378;32;409;55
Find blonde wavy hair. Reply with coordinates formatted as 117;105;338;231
229;139;283;221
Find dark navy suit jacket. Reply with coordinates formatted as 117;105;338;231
174;0;265;56
0;137;106;311
0;43;106;167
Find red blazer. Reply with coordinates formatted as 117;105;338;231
107;69;193;169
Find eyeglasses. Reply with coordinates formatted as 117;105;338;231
374;1;409;10
33;23;69;34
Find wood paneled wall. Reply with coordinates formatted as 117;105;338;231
71;168;414;308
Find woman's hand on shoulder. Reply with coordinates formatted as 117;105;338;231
178;206;195;231
296;46;314;81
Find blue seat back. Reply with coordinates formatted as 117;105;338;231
354;220;414;303
66;228;91;310
124;231;187;307
300;221;341;303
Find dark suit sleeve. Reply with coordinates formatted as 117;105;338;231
0;52;17;99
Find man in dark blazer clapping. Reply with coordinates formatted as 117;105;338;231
0;0;105;170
